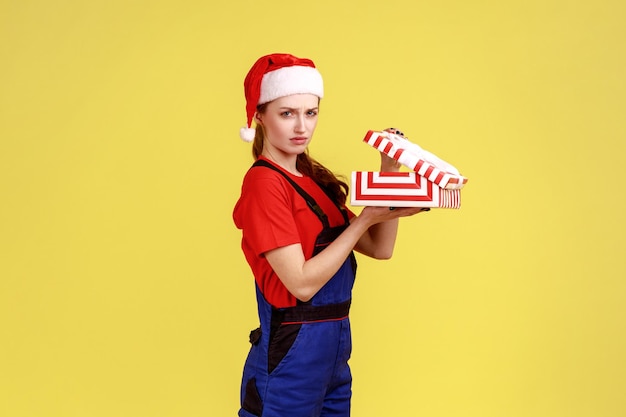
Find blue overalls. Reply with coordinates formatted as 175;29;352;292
239;160;357;417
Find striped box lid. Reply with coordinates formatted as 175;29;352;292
363;130;468;190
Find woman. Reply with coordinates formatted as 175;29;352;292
233;53;426;417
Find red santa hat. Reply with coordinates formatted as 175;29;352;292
240;53;324;142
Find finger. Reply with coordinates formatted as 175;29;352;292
399;207;430;216
384;127;405;137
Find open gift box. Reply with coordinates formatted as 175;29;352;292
351;130;468;208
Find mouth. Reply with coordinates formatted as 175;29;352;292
290;137;308;144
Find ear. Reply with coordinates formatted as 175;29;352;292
254;112;262;125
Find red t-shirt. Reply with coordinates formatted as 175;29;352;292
233;156;354;308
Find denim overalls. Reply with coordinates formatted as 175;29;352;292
239;160;357;417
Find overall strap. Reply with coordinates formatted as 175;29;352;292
252;159;330;229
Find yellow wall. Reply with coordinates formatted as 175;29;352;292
1;1;625;416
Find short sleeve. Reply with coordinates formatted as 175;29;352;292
234;173;302;257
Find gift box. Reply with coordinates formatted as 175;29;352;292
351;171;462;208
350;130;467;208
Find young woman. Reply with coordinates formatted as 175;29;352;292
233;53;426;417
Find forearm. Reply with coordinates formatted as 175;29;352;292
266;206;422;302
265;215;373;302
362;218;400;259
302;214;371;279
351;149;403;258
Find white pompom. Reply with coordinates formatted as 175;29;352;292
240;126;256;142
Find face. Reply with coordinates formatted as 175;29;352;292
256;94;319;160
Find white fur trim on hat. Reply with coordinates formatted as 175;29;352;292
240;126;256;142
259;66;324;105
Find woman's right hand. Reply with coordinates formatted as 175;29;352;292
358;205;429;226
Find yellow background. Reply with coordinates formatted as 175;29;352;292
1;0;625;416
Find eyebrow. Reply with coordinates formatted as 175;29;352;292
278;106;319;112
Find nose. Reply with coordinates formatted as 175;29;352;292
294;114;306;133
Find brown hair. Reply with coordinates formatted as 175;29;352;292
252;104;349;207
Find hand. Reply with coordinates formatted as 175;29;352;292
384;127;406;137
359;205;429;226
380;153;401;172
380;127;406;172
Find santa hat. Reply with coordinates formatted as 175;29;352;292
240;53;324;142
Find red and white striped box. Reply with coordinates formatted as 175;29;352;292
350;130;467;209
363;130;468;190
351;171;461;208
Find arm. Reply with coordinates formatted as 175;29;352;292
265;203;421;302
354;145;428;259
264;128;426;302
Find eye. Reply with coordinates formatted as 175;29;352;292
280;111;293;117
307;109;318;117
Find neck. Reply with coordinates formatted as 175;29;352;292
262;150;300;176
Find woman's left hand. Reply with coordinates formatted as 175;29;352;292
380;153;401;172
380;127;405;172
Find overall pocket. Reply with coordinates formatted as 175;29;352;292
241;377;262;416
267;323;302;374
